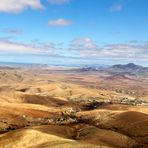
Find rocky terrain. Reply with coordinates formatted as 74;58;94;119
0;64;147;148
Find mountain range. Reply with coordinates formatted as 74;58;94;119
79;63;148;76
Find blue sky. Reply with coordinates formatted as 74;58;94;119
0;0;148;66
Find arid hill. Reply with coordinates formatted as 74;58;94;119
0;65;147;148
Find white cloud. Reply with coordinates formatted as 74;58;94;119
69;38;148;61
110;4;123;12
48;0;70;5
70;38;98;50
0;0;44;13
1;37;148;63
0;39;55;55
48;18;72;26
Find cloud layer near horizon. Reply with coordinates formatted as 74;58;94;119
0;38;148;62
0;39;55;55
69;38;148;61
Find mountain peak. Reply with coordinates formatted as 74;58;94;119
112;63;143;70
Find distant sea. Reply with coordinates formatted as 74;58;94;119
0;61;36;67
0;61;106;68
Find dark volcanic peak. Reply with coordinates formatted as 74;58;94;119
81;66;99;71
112;63;143;70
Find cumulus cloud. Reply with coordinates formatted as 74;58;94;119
0;0;44;13
48;0;70;5
0;39;55;55
48;18;72;26
70;38;98;51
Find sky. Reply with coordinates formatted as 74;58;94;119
0;0;148;66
